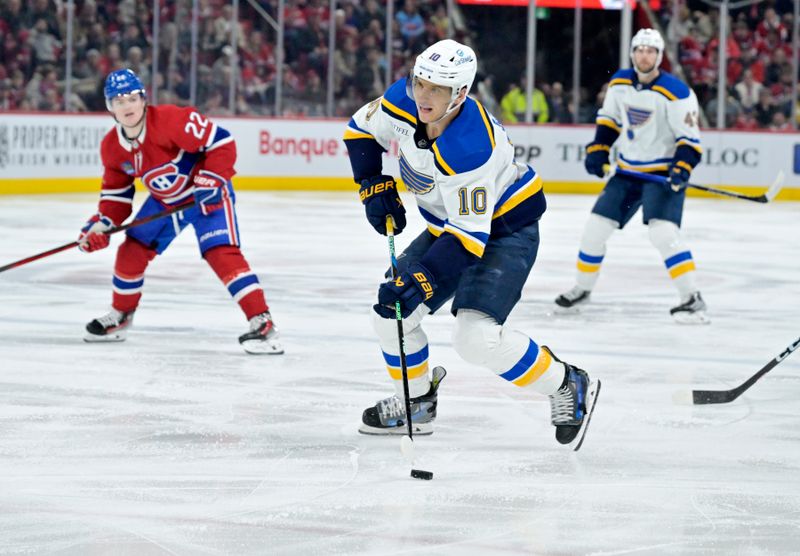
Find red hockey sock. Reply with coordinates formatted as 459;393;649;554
204;245;269;320
112;238;157;313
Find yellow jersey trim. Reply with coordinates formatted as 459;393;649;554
651;85;677;101
343;129;374;141
609;78;632;87
381;97;417;126
493;175;543;219
432;142;456;176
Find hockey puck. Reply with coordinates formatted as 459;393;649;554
410;469;433;480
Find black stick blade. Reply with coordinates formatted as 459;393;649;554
692;389;741;405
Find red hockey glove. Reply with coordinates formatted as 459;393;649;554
78;213;114;253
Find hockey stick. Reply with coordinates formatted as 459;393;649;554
0;201;195;274
613;167;784;203
676;336;800;405
385;216;433;480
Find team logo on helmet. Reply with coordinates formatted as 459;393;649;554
104;69;146;109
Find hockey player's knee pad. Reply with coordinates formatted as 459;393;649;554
453;310;502;366
370;303;427;343
648;218;682;252
581;213;618;251
115;237;156;273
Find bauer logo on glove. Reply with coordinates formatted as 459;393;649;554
359;178;397;202
375;263;436;319
193;170;228;215
359;175;406;236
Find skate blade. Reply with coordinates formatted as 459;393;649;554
552;304;583;315
83;332;127;343
672;311;711;325
571;379;601;452
240;339;284;355
358;422;433;436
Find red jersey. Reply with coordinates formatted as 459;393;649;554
97;105;237;225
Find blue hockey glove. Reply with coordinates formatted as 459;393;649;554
667;162;691;192
193;171;227;215
374;263;436;319
584;143;610;178
359;175;406;236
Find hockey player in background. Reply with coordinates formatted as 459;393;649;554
555;29;707;324
343;40;600;450
78;69;282;354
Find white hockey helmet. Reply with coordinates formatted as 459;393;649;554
408;39;477;113
630;28;664;70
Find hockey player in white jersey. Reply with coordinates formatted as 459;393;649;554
343;39;600;450
556;29;707;323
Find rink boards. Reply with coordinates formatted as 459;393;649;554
1;112;798;200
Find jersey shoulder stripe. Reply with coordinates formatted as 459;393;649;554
651;71;691;101
380;79;417;127
432;98;495;175
608;68;635;87
343;118;375;141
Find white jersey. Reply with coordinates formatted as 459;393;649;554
344;79;544;259
596;69;702;173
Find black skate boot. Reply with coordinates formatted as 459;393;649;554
544;347;600;451
359;366;447;436
554;286;591;311
670;292;710;324
239;312;284;354
84;309;135;342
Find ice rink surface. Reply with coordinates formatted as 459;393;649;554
1;191;798;555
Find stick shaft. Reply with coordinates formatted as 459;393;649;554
0;202;194;274
385;217;414;441
616;168;769;203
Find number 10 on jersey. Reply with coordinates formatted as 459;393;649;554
457;187;487;215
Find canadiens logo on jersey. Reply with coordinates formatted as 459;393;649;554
625;105;653;128
143;163;189;197
141;151;200;200
399;151;435;195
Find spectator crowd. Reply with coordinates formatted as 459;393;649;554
663;0;798;130
0;0;797;131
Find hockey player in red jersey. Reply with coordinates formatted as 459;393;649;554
78;68;282;354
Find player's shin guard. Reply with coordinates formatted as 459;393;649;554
556;214;617;310
453;310;600;450
574;213;617;291
204;245;283;352
204;245;269;319
371;305;432;398
453;310;564;395
362;305;438;435
648;219;709;323
111;238;157;313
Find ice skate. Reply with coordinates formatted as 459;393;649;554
84;308;134;342
359;366;447;436
544;347;600;451
239;312;284;354
670;292;710;325
554;286;591;312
